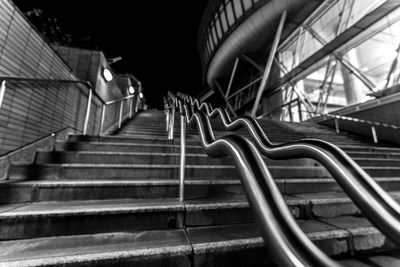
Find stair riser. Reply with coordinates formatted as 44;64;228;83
184;201;363;226
35;152;319;167
354;160;400;167
347;152;400;159
0;211;183;240
9;166;333;180
283;180;400;194
56;143;204;154
191;234;396;267
68;136;201;146
0;184;180;203
7;180;400;203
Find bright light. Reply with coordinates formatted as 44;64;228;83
139;92;144;99
128;86;135;94
102;68;113;82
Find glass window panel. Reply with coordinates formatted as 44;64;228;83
233;0;243;19
208;33;215;51
220;7;228;32
299;30;323;62
214;14;223;39
310;0;343;43
226;1;235;26
211;24;219;44
347;18;400;89
242;0;253;11
347;0;386;29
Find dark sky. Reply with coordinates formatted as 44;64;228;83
13;0;209;108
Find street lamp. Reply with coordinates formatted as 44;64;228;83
102;68;113;82
128;86;135;95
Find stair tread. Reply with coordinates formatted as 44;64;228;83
0;216;387;265
0;229;190;264
0;198;183;218
186;215;380;254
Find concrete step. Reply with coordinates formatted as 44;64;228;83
69;135;201;145
0;230;192;267
0;179;181;203
186;218;396;266
338;250;400;266
58;140;391;158
1;191;384;240
9;164;335;180
184;192;400;224
2;219;396;267
121;128;370;146
35;151;320;167
0;215;395;266
55;141;204;153
10;162;400;180
346;151;400;159
3;178;400;204
0;198;184;240
35;151;400;169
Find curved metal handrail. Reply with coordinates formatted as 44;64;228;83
168;93;340;267
177;93;400;247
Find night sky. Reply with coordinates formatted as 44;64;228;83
13;0;209;109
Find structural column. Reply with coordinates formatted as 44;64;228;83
340;49;365;105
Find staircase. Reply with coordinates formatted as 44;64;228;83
1;109;400;266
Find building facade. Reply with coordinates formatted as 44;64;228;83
198;0;400;123
0;0;141;154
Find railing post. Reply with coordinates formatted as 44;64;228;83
129;98;133;119
334;118;340;134
371;126;378;143
83;88;93;135
179;113;186;201
297;99;302;122
135;96;140;112
99;104;106;136
168;106;175;140
118;101;123;129
0;80;6;109
288;103;293;122
166;109;170;132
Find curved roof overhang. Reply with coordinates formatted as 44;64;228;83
205;0;322;87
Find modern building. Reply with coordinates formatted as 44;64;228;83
198;0;400;132
1;0;400;266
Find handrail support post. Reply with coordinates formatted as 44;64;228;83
83;89;93;135
168;106;175;140
179;114;186;201
334;118;340;134
129;98;133;119
99;104;106;136
166;109;170;132
118;101;124;129
371;126;378;143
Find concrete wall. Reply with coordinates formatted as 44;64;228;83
53;46;124;102
0;0;129;154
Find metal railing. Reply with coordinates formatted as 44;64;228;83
0;77;142;138
166;91;339;267
165;91;400;267
305;110;400;144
